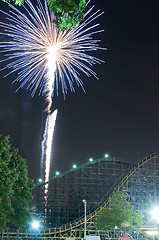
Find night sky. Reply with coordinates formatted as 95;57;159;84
0;0;159;181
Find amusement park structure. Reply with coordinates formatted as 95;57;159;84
34;155;133;227
3;153;159;239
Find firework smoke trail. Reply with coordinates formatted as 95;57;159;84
0;0;105;216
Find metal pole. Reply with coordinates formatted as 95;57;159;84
82;199;86;240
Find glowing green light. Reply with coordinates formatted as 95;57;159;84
89;158;93;162
73;164;77;169
55;171;60;176
38;178;43;183
104;153;109;158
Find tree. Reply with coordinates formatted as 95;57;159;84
0;135;34;235
46;0;86;30
95;192;143;232
1;0;86;30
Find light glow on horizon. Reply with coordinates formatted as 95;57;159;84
31;220;40;229
150;207;159;222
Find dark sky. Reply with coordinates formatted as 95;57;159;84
0;0;159;180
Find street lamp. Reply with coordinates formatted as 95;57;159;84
82;199;87;240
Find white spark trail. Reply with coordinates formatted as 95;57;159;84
41;110;58;203
45;45;59;113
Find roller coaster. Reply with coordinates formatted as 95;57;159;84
3;153;159;239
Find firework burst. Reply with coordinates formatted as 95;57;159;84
0;0;105;113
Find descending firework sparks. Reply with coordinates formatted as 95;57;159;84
0;0;105;113
41;110;57;206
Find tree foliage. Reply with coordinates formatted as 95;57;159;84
1;0;86;30
95;192;143;231
0;135;34;230
46;0;86;30
1;0;23;6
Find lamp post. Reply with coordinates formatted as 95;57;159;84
82;199;87;240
